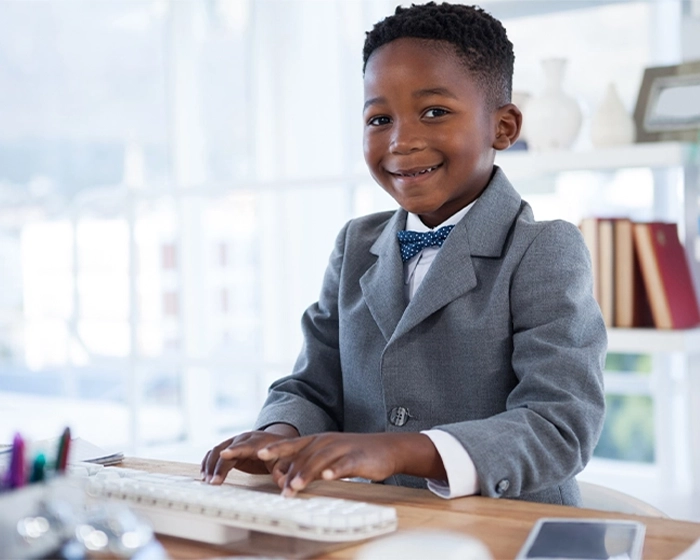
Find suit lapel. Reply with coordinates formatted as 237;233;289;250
392;220;476;341
392;168;523;341
360;209;407;341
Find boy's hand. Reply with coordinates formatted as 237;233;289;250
201;423;300;484
257;432;445;497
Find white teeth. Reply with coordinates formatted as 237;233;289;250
399;166;437;177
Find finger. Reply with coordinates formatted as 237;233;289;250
204;448;219;479
201;449;213;479
281;464;316;497
278;473;296;497
270;458;291;486
279;443;347;496
211;433;279;480
277;464;309;498
203;438;233;476
220;444;257;459
319;455;358;481
203;437;238;483
219;432;266;459
319;449;393;483
258;437;311;461
210;443;261;484
286;470;310;496
270;458;300;496
209;454;238;485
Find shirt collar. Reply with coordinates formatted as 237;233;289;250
405;202;474;232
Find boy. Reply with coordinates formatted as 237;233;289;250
201;2;606;506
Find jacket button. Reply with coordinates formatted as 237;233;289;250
389;406;410;427
496;479;510;494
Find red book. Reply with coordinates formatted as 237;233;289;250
633;222;700;329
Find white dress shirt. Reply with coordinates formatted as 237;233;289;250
402;205;481;499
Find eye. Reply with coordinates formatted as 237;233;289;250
424;108;449;119
367;115;391;126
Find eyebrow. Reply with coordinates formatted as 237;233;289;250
363;87;458;111
415;87;458;100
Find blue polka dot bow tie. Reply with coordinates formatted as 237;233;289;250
397;225;455;262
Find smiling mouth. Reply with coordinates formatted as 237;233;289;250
389;164;442;178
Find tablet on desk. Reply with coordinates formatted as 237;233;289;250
516;518;646;560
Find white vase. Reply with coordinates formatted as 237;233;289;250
524;58;582;152
590;82;636;148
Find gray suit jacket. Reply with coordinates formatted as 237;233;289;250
255;168;607;506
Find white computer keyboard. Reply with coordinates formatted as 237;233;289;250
68;464;398;545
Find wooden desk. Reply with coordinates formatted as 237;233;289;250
122;457;700;559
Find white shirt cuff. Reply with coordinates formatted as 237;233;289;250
422;429;480;499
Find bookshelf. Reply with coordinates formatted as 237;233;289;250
606;327;700;354
483;0;700;519
496;140;700;355
496;141;699;180
498;141;700;498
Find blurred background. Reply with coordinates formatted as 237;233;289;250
1;0;699;519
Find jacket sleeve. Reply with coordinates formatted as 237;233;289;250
254;222;348;435
435;220;607;498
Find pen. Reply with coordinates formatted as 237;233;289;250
9;432;26;489
30;452;46;483
57;427;71;473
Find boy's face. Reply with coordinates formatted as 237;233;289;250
363;38;518;228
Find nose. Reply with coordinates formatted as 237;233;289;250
389;119;426;155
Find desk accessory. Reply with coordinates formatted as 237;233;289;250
515;518;645;560
0;428;152;559
0;435;124;467
65;464;398;557
0;427;80;558
356;530;492;560
77;466;397;544
0;475;83;559
4;432;26;488
56;427;71;473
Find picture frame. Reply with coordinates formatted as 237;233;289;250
633;60;700;143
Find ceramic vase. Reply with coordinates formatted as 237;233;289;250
524;58;582;152
590;82;636;148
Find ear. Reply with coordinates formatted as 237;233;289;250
493;103;522;151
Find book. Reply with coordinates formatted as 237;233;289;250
613;218;653;328
598;219;615;327
579;217;600;302
633;222;700;329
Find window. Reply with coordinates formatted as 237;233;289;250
0;2;665;475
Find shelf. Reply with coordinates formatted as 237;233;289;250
495;142;699;181
482;0;640;20
607;327;700;354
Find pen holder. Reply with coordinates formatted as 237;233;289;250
0;476;85;559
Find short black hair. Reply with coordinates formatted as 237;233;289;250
363;2;514;108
